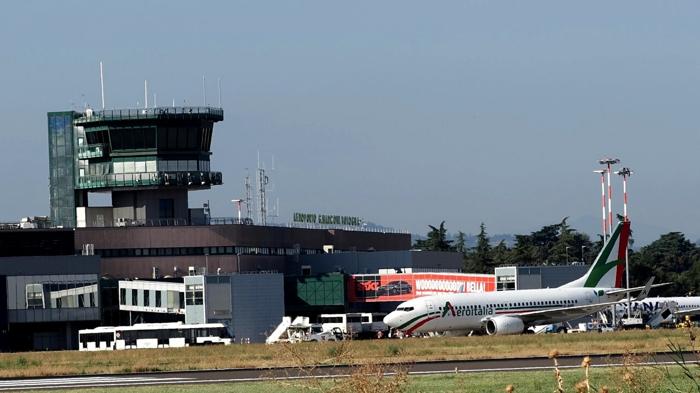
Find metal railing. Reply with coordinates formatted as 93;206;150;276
77;171;223;190
75;107;224;123
77;143;106;159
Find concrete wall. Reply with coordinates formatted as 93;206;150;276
112;189;188;222
515;265;591;290
229;274;284;343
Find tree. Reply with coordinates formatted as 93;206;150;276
507;234;535;266
413;221;453;251
454;231;467;255
464;223;492;273
491;240;510;266
629;232;700;296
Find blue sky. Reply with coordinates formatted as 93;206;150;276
0;1;698;244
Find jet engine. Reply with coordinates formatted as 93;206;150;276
485;316;525;335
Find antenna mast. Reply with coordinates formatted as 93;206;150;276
99;61;105;110
144;80;148;109
202;75;207;106
244;172;253;222
217;77;222;108
257;166;269;226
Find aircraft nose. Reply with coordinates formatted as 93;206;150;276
383;312;399;327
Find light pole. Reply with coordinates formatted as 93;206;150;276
581;246;587;263
565;246;571;264
615;167;633;321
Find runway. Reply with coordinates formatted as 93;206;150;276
0;352;695;391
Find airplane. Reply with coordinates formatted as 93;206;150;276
383;220;662;336
615;296;700;324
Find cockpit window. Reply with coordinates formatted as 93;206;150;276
397;307;414;312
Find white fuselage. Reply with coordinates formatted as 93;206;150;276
617;296;700;320
384;287;627;335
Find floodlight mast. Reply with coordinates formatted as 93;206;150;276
615;167;633;221
593;169;608;241
615;167;634;321
599;158;620;239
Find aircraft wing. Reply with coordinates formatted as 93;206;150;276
675;308;700;317
508;300;622;326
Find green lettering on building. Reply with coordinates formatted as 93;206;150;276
292;212;363;227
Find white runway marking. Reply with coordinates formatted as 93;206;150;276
0;376;192;391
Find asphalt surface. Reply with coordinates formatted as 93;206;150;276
0;352;696;391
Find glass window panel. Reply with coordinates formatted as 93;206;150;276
146;160;156;172
134;161;146;173
113;162;124;174
123;161;135;173
188;160;197;171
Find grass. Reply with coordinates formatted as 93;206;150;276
15;366;700;393
0;329;691;378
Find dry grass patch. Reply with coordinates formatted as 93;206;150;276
0;329;689;378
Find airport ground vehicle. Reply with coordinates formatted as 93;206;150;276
78;322;231;351
266;316;344;343
320;313;388;338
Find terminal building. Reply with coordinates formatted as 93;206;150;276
0;104;471;351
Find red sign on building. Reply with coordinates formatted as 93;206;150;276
347;273;496;303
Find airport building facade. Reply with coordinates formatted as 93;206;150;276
0;105;480;351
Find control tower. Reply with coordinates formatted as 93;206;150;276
48;107;224;228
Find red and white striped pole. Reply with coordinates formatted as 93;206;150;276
616;168;633;222
615;167;633;319
594;170;607;240
599;158;620;239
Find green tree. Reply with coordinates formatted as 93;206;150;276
507;234;535;266
454;231;467;255
464;223;492;273
491;240;510;266
629;232;699;296
413;221;453;251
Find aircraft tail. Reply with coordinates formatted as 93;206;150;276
560;220;630;288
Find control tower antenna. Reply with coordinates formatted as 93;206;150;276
258;166;269;226
217;77;222;108
244;171;253;222
599;157;620;238
144;80;148;109
99;61;105;110
202;75;207;106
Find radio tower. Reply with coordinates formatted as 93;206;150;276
599;157;620;238
257;167;269;226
